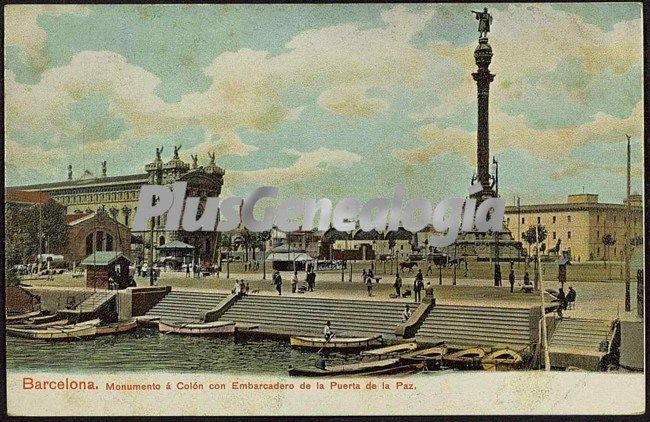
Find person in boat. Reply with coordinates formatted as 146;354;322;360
315;353;327;370
402;305;412;322
566;286;576;309
291;271;298;293
393;273;402;297
324;321;334;341
509;269;516;293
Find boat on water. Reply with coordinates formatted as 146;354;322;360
290;335;383;350
9;319;70;330
399;345;448;370
481;348;523;371
6;324;97;341
443;347;487;370
288;357;402;377
6;310;42;324
96;319;138;336
360;342;417;361
26;313;60;324
158;320;236;336
358;361;427;376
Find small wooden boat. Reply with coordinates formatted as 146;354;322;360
358;361;427;376
481;348;523;371
290;335;383;350
26;313;60;324
361;342;417;361
96;319;137;336
158;320;236;336
288;358;402;377
6;310;42;324
6;324;97;341
61;319;101;328
135;315;161;327
9;319;70;330
443;347;487;370
400;345;448;370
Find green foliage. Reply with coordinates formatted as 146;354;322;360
5;200;68;267
521;224;548;246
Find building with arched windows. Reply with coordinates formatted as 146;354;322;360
8;149;225;265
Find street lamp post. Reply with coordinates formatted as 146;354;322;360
491;159;500;284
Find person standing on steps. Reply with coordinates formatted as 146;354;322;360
323;321;334;342
509;269;516;293
402;304;412;322
414;271;424;302
365;273;373;296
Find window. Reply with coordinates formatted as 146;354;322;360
521;217;525;224
96;231;105;252
537;217;541;224
85;234;94;256
597;230;600;239
597;247;600;255
552;232;556;240
613;216;616;223
567;231;571;239
597;215;600;223
106;234;114;252
552;216;556;224
567;215;571;223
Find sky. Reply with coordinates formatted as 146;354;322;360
4;3;644;206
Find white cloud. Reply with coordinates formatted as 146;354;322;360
227;147;362;187
4;5;89;66
317;86;389;117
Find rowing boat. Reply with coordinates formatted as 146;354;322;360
443;347;487;370
288;358;401;377
290;335;383;350
158;320;236;336
26;313;60;324
96;319;138;336
358;361;427;376
399;345;448;370
481;348;523;371
9;319;70;330
360;342;417;361
6;324;97;341
6;310;42;323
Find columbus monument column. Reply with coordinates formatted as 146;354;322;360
471;7;496;201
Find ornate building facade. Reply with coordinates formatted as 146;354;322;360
9;148;225;264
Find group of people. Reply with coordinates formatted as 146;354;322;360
232;279;250;297
392;269;426;302
184;263;202;278
273;269;317;295
555;286;577;319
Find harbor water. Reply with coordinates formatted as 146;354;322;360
6;328;363;373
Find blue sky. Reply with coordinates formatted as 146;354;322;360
4;4;643;205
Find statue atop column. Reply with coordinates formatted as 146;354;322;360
472;7;492;39
173;144;182;159
190;154;198;169
155;146;164;161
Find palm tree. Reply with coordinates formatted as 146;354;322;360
602;234;616;279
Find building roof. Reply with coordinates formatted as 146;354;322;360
266;252;312;262
81;251;130;266
5;190;51;205
157;240;195;250
8;173;149;192
505;202;641;213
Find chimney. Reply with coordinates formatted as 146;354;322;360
68;165;73;180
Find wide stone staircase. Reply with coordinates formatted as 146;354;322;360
549;318;612;351
218;295;407;338
144;290;227;323
415;304;533;350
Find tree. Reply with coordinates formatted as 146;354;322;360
521;224;547;264
602;234;616;278
5;200;68;275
